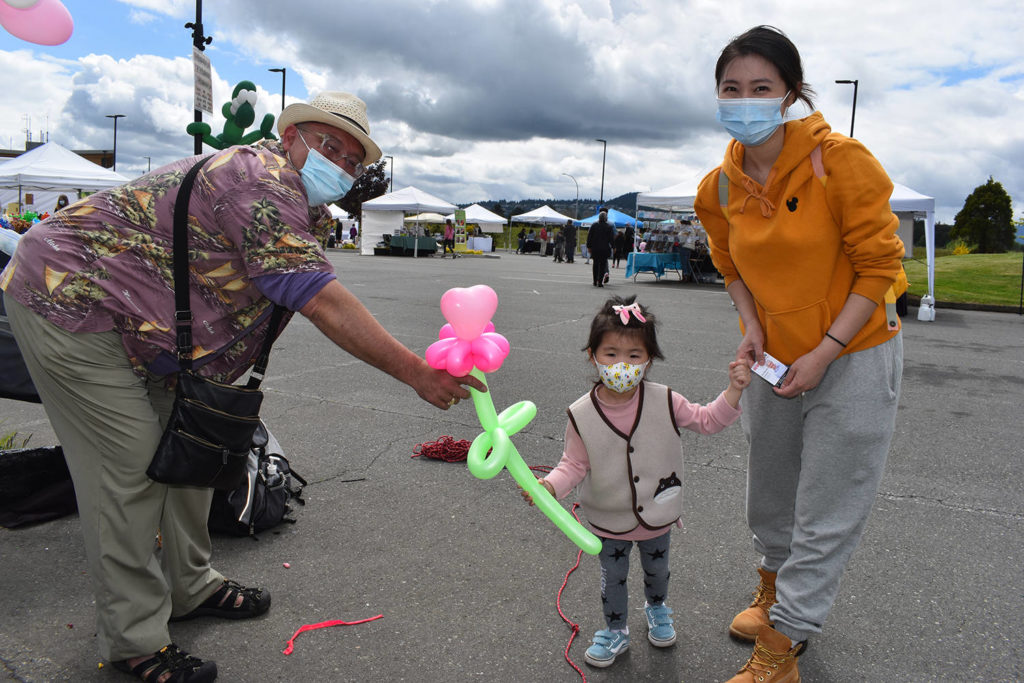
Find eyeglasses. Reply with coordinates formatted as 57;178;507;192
297;127;365;177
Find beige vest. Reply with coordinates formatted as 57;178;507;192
569;382;684;534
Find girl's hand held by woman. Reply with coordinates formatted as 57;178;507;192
725;360;751;407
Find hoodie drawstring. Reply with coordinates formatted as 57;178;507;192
738;168;778;218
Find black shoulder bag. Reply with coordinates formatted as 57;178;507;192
146;156;285;490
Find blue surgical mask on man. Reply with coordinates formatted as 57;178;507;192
294;132;356;206
715;93;789;147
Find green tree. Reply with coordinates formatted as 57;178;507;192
335;160;389;217
951;177;1014;253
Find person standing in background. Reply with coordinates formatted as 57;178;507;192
587;209;614;287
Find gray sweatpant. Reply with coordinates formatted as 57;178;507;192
5;295;225;661
739;333;902;644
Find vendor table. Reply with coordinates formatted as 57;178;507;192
387;235;437;256
625;252;683;281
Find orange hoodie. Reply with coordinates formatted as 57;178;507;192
695;112;903;364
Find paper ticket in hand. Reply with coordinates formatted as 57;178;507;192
751;352;789;387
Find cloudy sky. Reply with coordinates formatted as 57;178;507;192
2;0;1023;222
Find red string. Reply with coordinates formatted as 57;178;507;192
411;446;584;677
282;614;384;655
411;435;471;462
555;502;588;682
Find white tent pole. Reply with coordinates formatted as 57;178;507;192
917;209;937;321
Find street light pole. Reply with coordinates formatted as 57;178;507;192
562;172;579;218
143;156;151;172
384;155;394;191
185;0;212;155
595;138;607;203
105;114;125;171
835;79;858;137
268;67;286;111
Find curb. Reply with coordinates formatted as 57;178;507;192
907;294;1022;315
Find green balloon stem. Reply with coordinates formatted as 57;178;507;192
465;367;601;556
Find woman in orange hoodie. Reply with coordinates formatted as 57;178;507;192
694;26;904;683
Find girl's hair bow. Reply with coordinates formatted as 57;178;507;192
612;302;647;325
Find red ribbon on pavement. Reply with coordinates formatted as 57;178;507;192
282;614;384;655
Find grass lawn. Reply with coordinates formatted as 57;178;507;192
904;250;1024;307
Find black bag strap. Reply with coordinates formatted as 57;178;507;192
172;155;283;387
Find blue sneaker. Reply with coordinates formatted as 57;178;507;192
584;629;630;668
644;602;676;647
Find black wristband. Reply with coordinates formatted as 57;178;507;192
825;332;847;348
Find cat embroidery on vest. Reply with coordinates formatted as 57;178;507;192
653;472;682;503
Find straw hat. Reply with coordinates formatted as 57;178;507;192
277;91;382;165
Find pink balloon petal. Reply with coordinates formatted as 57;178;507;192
425;337;458;369
471;336;507;373
481;331;510;356
446;339;474;376
438;323;456;340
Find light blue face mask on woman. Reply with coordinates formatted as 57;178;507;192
295;133;356;206
716;93;789;147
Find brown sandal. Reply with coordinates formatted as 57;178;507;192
112;644;217;682
170;579;271;622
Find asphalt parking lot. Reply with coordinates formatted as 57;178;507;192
2;249;1022;682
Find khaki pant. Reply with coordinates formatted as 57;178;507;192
5;295;223;661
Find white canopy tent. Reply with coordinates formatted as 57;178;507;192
510;204;574;225
444;203;507;233
635;174;707;213
0;141;129;213
889;182;936;320
404;212;446;223
327;204;359;242
360;186;457;256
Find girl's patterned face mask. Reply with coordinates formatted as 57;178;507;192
597;361;649;393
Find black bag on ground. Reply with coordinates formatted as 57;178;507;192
0;446;77;528
208;422;306;538
144;155;285;491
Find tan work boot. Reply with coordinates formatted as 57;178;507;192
729;567;777;641
725;625;803;683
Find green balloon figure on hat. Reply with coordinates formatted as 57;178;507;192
186;80;277;149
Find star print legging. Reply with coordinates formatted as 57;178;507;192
598;531;671;630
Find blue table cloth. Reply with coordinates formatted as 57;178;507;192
625;252;682;280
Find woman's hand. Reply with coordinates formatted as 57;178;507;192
736;325;765;366
520;479;555;506
774;347;831;398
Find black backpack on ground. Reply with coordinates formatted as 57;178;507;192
208;422;306;539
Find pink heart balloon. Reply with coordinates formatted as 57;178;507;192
440;285;498;341
0;0;73;46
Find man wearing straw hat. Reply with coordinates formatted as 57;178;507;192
1;91;483;682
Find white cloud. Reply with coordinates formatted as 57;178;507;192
4;0;1024;221
128;10;159;25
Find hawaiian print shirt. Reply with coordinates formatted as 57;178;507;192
0;140;334;381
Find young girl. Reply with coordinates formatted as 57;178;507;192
523;295;750;668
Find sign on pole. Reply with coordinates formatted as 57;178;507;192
192;46;213;115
